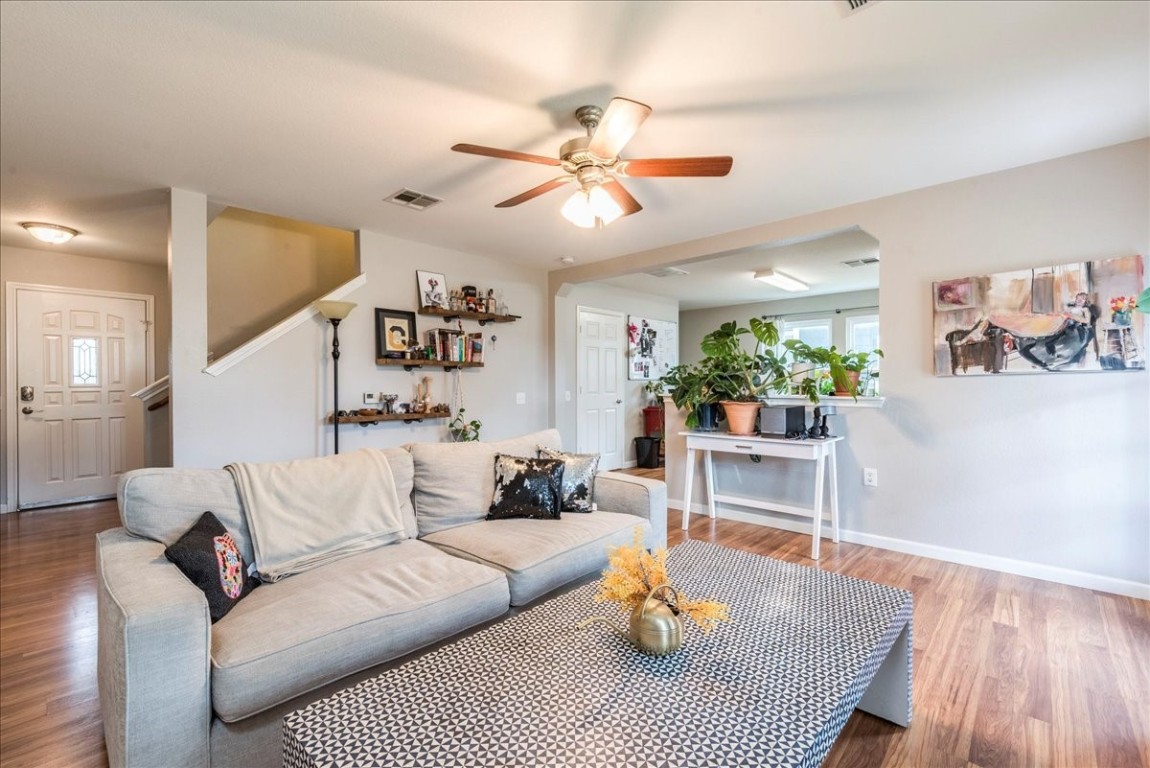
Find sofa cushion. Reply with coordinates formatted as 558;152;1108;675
209;539;509;722
164;511;258;623
538;447;600;512
421;512;652;606
487;454;564;521
409;428;563;536
116;448;420;563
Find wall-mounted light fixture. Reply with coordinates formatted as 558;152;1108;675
20;222;79;244
754;269;809;292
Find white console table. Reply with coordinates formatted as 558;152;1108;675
680;431;842;560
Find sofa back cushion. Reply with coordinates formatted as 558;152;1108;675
409;429;563;536
117;447;420;560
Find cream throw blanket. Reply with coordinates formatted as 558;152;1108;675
226;448;404;582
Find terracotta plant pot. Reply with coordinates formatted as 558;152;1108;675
720;400;761;436
834;371;860;396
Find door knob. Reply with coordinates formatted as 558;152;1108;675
22;406;34;415
616;399;622;404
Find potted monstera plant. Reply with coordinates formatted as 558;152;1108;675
698;318;797;435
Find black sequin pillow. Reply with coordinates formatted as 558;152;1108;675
165;511;257;623
538;446;600;513
487;454;565;521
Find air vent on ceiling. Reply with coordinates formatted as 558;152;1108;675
385;188;442;211
838;0;880;16
646;266;690;278
841;257;880;267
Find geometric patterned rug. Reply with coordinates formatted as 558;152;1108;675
284;540;913;768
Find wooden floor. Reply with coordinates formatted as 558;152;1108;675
2;491;1148;768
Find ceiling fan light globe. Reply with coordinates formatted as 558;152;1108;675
588;184;623;225
561;190;596;228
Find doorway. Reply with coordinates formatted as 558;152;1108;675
576;307;625;470
7;284;153;509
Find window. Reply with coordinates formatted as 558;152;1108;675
71;337;99;386
780;318;832;348
847;314;880;355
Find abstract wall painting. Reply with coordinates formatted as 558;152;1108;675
933;254;1145;376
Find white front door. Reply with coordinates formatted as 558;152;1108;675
14;287;150;508
577;308;625;470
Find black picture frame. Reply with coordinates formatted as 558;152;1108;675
375;308;417;359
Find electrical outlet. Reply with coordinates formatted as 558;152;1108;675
863;468;878;487
515;392;527;405
363;392;379;404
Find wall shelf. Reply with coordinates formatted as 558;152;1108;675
329;409;451;426
376;358;483;372
418;306;521;326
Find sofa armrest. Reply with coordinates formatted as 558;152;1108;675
97;528;212;768
592;472;668;549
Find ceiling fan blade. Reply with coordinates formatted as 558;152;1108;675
614;156;733;177
494;176;572;208
587;97;652;161
602;179;643;217
452;143;561;167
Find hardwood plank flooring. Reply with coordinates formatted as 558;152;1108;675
2;488;1147;767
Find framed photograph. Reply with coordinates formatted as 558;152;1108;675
375;308;416;359
416;271;449;310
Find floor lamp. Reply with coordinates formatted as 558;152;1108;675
314;300;357;454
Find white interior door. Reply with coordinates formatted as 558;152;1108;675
577;308;625;470
15;288;149;508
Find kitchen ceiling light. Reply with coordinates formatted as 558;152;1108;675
20;222;79;244
754;269;809;292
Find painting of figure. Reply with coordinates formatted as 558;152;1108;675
933;254;1145;376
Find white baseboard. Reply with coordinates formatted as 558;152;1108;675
671;499;1150;600
0;503;9;514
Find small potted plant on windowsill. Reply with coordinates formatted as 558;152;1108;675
784;342;882;398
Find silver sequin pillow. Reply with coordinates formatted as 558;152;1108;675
537;447;600;513
487;454;564;520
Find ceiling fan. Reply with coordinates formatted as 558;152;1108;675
452;97;733;228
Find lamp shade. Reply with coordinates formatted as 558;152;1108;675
561;183;624;229
20;222;79;244
754;269;809;292
313;300;357;320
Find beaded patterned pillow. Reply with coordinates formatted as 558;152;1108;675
538;446;600;513
487;454;565;521
165;511;257;623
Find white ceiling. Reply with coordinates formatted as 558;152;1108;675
1;1;1147;301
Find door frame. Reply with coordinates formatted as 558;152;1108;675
575;305;626;467
4;282;155;513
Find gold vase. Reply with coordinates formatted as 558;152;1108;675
578;583;684;656
628;584;683;656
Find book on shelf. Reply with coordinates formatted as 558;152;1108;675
424;328;483;363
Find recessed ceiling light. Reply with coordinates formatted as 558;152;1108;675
20;222;79;244
754;269;809;292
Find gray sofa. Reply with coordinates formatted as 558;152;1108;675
97;429;667;768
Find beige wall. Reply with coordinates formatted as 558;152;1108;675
169;191;551;469
553;139;1150;594
207;208;357;359
0;244;170;508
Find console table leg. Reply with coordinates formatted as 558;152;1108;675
681;446;696;530
811;452;826;560
828;442;841;543
703;450;716;519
